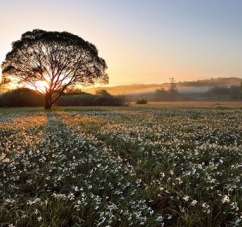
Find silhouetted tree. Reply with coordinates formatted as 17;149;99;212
95;89;111;96
168;78;178;101
95;89;113;105
64;87;83;96
154;88;169;101
1;29;108;109
229;86;242;100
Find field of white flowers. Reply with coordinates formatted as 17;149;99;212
0;106;242;227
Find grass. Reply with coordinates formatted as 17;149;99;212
130;101;242;109
0;105;242;226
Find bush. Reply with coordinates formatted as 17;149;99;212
136;98;147;104
56;91;130;106
0;88;43;107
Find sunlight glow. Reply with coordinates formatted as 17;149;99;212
32;80;49;94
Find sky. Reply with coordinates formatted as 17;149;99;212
0;0;242;86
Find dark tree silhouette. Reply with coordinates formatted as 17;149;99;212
1;29;108;109
169;77;178;101
154;88;169;101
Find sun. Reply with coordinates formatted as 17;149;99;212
33;80;49;93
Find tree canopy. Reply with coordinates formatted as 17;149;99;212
1;29;108;109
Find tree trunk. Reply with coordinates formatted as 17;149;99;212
44;95;52;109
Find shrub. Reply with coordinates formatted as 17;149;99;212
0;88;43;107
136;98;147;104
56;91;130;106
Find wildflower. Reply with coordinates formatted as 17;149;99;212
156;215;163;222
4;199;15;204
73;186;79;191
183;195;189;201
202;203;209;208
3;158;10;163
235;218;241;226
176;177;183;184
222;195;230;203
179;206;185;213
231;202;239;211
67;192;75;200
191;200;197;206
37;216;42;221
167;214;173;220
160;172;165;178
0;152;6;159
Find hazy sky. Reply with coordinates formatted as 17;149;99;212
0;0;242;86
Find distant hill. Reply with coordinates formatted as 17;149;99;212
178;77;242;87
82;77;242;95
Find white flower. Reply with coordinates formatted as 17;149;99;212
156;215;163;222
191;200;197;206
176;177;183;184
202;203;209;208
183;195;189;201
3;158;10;163
235;218;241;226
37;216;42;221
222;195;230;203
167;214;172;220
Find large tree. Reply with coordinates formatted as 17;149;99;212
1;29;108;109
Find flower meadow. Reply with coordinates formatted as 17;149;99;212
0;106;242;227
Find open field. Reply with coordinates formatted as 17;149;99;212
0;105;242;226
131;101;242;109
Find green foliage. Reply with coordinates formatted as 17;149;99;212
136;98;147;104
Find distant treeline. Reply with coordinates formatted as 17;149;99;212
204;85;242;100
0;88;130;107
0;85;241;107
82;77;242;95
132;85;242;102
152;85;242;101
56;89;130;106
